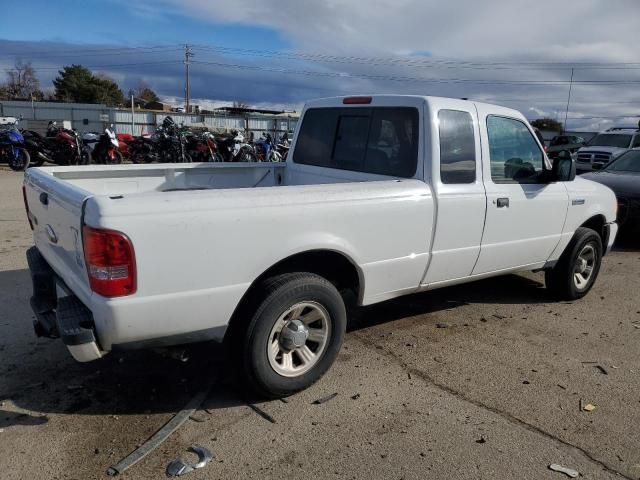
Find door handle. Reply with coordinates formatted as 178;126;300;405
496;197;509;208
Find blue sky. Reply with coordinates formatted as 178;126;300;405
1;0;288;50
2;0;640;130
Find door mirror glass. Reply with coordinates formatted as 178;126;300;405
552;152;575;181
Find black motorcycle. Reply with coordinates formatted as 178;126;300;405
154;117;192;163
23;122;86;166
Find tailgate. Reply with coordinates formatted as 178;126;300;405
24;168;93;305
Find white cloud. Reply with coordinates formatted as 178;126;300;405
6;1;640;131
164;0;640;61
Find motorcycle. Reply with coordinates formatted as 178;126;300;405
154;116;192;163
21;130;48;167
129;134;157;164
83;126;122;164
116;133;135;160
186;131;223;162
0;123;30;171
218;130;256;162
28;121;87;166
274;132;291;161
254;132;282;162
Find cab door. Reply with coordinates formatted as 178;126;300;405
422;101;486;285
472;105;569;274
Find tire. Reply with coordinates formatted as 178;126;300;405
9;148;30;171
131;152;145;164
239;147;255;162
107;151;123;165
545;227;603;300
241;272;347;398
80;149;92;165
30;153;45;167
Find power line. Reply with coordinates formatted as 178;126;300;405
4;41;640;70
191;59;640;86
0;60;183;71
2;44;183;58
191;44;640;70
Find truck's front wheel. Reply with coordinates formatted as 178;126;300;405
545;227;603;300
242;273;346;398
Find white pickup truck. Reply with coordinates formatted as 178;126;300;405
23;95;618;397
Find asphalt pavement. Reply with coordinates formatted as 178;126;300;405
1;167;639;479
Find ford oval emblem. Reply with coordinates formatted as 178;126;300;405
45;225;58;244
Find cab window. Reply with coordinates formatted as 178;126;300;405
438;109;476;184
294;107;419;177
486;116;544;183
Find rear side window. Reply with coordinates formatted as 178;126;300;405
632;135;640;148
293;107;419;177
438;109;476;184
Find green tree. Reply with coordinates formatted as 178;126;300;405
92;74;125;106
53;64;124;106
53;64;94;102
530;118;563;133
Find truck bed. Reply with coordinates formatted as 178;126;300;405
40;162;287;196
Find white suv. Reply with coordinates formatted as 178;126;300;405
576;127;640;173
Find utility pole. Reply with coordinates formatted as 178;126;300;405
563;67;574;134
184;44;194;112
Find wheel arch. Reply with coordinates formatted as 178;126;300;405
579;214;607;246
224;249;363;345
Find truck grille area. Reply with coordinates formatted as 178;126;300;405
577;152;612;164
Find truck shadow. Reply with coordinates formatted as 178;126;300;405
0;265;598;422
347;274;547;332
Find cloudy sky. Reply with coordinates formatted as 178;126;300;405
2;0;640;130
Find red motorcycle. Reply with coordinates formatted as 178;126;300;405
116;133;135;160
186;131;223;162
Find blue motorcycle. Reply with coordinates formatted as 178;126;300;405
0;124;30;171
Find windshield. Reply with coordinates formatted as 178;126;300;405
587;134;632;148
605;150;640;172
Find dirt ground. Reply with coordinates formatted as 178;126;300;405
1;166;639;480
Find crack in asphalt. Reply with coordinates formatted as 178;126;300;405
352;332;633;480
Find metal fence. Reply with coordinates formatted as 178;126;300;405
0;100;298;138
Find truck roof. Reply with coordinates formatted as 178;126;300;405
302;94;523;119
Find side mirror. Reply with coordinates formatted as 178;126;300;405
552;150;576;181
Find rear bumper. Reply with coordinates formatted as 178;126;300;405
26;246;103;362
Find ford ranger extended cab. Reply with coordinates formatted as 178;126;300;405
23;95;618;397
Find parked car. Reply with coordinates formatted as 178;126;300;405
546;135;586;159
582;148;640;232
23;95;617;398
576;127;640;173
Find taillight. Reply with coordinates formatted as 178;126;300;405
82;226;136;297
22;185;34;230
343;96;372;104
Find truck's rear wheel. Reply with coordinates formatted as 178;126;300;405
545;227;602;300
242;273;346;398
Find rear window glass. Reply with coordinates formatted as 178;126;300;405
587;134;632;148
293;107;419;177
